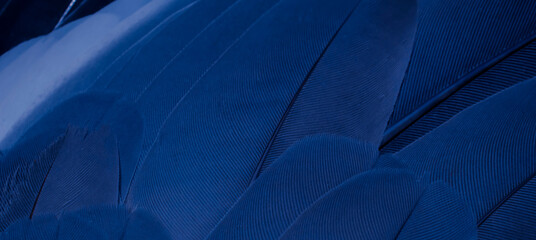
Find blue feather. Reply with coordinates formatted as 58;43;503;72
0;0;535;238
276;157;477;239
255;0;417;177
383;40;536;152
1;206;171;239
32;127;119;216
0;214;58;240
14;93;143;202
207;135;377;239
394;77;536;237
279;168;427;239
124;0;365;238
397;182;477;240
0;134;65;231
478;175;536;239
386;0;536;135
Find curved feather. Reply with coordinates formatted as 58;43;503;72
1;0;533;238
16;93;143;202
394;77;536;224
277;159;477;240
124;0;364;238
386;0;536;134
478;175;536;239
279;168;426;240
207;135;377;239
206;0;416;236
98;0;290;166
0;134;65;231
255;0;417;177
0;92;142;230
383;40;536;152
397;182;477;240
91;0;245;100
32;127;119;216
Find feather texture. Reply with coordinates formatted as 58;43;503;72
207;135;377;239
383;40;536;152
0;214;58;240
278;161;476;239
0;0;535;238
95;0;290;165
478;175;536;239
0;134;65;231
386;0;536;134
279;168;426;240
206;0;417;236
15;93;142;202
255;0;417;176
394;77;536;229
124;0;364;238
397;182;477;240
1;206;171;240
32;127;119;216
0;93;141;230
